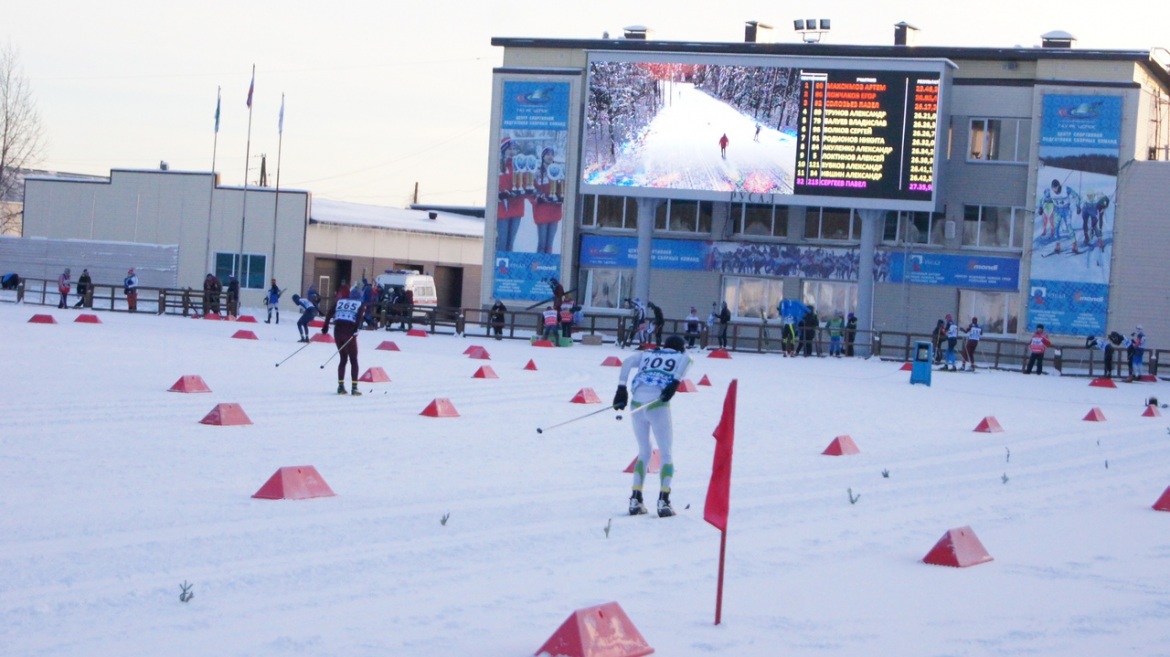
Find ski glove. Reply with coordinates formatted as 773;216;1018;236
613;385;628;410
659;379;680;403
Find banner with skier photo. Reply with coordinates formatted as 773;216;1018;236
1027;93;1121;336
492;79;572;301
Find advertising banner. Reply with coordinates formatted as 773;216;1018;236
886;252;1020;290
492;80;571;301
1027;94;1121;336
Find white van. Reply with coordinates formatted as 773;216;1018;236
374;270;438;314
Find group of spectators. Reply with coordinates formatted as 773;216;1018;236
23;267;140;312
201;273;241;317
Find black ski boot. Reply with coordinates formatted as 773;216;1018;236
350;383;362;396
657;491;676;518
337;382;347;395
628;490;647;515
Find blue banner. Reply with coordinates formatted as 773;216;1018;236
491;251;561;302
502;82;569;131
579;235;710;271
1025;279;1108;335
1039;95;1122;150
887;252;1020;290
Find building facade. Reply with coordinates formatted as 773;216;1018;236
21;169;308;308
481;32;1170;348
305;198;484;309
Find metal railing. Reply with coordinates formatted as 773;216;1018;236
4;279;1162;378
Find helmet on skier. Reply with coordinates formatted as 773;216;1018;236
971;317;978;324
1051;179;1061;192
664;335;686;353
292;294;301;303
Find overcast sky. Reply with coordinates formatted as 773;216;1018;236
6;1;1167;208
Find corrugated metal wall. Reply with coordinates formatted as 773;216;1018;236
0;236;179;289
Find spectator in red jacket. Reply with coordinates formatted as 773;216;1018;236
1023;324;1053;375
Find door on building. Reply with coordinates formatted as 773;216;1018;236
314;258;352;306
434;265;464;316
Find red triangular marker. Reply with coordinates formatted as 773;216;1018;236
623;449;661;473
1082;407;1106;421
251;466;335;500
472;365;498;379
358;367;391;383
534;601;653;657
570;388;601;404
973;416;1003;433
169;375;212;393
822;435;860;455
1153;486;1170;512
420;398;459;417
199;403;252;426
922;526;994;567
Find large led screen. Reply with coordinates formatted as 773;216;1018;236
582;52;951;211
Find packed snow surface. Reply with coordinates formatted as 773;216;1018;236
2;303;1168;656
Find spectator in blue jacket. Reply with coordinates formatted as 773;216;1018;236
265;279;283;324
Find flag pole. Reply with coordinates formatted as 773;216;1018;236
271;93;284;275
205;86;221;277
715;528;727;625
704;378;738;626
239;64;255;282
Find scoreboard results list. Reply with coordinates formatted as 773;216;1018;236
794;69;940;202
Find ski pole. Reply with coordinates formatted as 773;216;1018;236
318;333;356;369
536;404;617;434
274;340;313;367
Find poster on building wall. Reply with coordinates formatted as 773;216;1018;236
886;252;1020;290
1027;94;1121;336
491;80;571;302
579;234;900;281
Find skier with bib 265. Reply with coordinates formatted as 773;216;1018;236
322;287;365;395
612;334;692;517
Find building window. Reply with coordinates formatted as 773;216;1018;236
215;252;267;289
958;289;1019;336
805;207;860;241
582;268;634;310
654;199;713;234
968;118;1031;163
582;195;638;229
882;210;945;245
801;280;857;319
721;276;785;320
735;203;789;238
962;205;1025;249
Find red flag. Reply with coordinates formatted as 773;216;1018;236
704;378;737;531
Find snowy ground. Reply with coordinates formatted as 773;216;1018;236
2;302;1169;657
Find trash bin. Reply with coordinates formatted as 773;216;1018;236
911;340;932;386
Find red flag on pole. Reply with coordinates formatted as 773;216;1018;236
704;378;737;531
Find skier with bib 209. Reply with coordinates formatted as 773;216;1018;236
322;287;365;395
612;334;693;517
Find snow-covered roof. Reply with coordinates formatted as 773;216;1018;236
309;197;484;238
